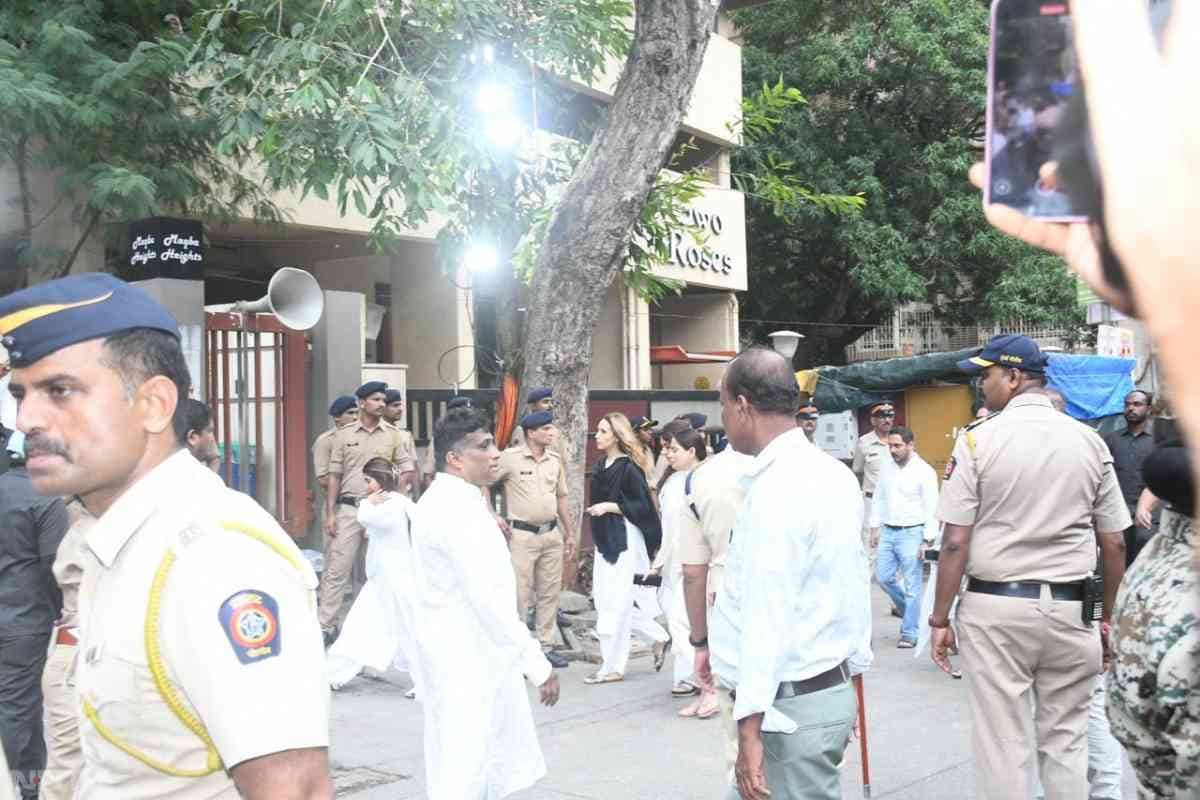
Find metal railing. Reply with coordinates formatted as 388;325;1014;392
845;305;1075;363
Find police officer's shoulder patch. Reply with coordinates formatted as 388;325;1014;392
218;589;282;665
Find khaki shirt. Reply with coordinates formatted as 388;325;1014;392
397;429;419;475
311;428;336;480
76;450;328;799
496;446;567;525
852;431;890;494
937;393;1131;583
328;418;416;497
54;500;96;630
676;449;753;595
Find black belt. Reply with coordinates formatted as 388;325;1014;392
336;495;360;508
967;577;1084;602
732;660;850;702
864;491;874;499
511;519;557;534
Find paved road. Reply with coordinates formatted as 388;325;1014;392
329;590;1138;798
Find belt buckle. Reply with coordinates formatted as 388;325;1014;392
539;522;554;534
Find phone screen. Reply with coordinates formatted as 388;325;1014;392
986;0;1083;220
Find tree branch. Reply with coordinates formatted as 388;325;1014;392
55;208;102;280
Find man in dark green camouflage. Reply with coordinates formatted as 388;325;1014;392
1106;503;1199;797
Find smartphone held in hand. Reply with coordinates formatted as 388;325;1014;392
985;0;1089;222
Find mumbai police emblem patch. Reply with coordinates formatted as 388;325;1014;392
218;590;281;665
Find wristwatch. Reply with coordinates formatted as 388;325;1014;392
688;634;709;649
927;615;950;629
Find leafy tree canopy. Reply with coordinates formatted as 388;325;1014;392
732;0;1081;365
0;0;279;288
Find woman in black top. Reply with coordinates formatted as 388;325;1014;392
583;412;668;684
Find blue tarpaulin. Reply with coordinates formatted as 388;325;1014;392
1047;354;1136;421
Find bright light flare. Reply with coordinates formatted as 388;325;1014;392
464;242;499;274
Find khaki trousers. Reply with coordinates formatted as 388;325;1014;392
956;588;1100;800
510;527;563;648
39;641;80;800
318;505;365;631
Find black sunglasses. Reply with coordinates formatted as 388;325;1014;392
872;411;896;418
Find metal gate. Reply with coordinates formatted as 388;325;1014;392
205;311;311;538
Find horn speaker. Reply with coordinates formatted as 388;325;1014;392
235;267;324;330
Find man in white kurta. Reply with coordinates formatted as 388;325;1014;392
411;409;560;800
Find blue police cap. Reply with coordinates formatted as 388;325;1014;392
328;395;357;417
0;273;179;367
958;334;1048;375
447;396;472;410
384;388;403;404
356;380;388;399
527;387;552;404
521;410;553;430
678;412;707;430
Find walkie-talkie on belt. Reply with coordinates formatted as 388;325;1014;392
1082;574;1104;625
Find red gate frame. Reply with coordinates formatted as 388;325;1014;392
205;311;311;539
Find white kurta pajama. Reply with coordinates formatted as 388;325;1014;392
325;492;419;688
411;473;553;800
653;470;696;685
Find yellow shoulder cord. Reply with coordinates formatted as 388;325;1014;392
966;430;978;460
82;521;304;778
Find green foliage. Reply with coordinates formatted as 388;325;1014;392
732;0;1082;364
187;0;633;264
0;1;280;284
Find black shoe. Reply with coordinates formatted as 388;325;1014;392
890;607;903;619
545;650;570;668
322;627;337;648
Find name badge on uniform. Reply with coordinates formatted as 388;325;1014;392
218;590;282;665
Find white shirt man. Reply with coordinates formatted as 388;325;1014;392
707;348;871;800
869;427;939;647
410;409;559;800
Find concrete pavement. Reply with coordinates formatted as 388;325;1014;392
329;590;1138;798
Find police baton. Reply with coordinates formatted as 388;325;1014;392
853;673;871;798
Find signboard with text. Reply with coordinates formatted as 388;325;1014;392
127;217;205;279
646;185;747;292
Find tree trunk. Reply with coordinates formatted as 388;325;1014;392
519;0;718;582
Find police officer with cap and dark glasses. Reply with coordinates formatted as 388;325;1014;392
930;333;1129;800
0;273;333;798
493;410;576;668
313;395;359;508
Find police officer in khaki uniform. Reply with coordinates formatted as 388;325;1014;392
495;411;575;669
382;388;420;495
509;387;570;461
313;395;358;493
0;274;332;799
852;402;894;573
929;335;1129;800
320;381;415;641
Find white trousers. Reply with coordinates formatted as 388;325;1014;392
593;521;668;676
658;566;695;685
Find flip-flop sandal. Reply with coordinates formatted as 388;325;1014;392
695;698;720;719
583;672;624;685
671;682;699;696
678;699;701;718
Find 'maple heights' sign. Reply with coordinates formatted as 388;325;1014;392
128;217;205;279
